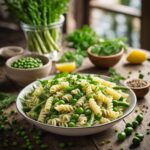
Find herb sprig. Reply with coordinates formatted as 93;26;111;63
109;68;126;84
0;92;16;109
67;26;99;53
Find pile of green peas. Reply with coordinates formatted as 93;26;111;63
117;114;144;145
11;57;43;69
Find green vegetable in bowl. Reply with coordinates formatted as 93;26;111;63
11;57;43;69
91;38;128;56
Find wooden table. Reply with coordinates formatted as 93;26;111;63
0;51;150;150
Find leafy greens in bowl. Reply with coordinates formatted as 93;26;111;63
16;73;136;136
91;38;127;56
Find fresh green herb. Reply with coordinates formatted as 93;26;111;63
4;0;70;54
61;26;100;67
113;86;129;91
68;26;99;52
0;92;16;109
91;38;127;56
109;68;126;83
60;50;84;67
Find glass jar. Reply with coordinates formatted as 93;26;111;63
21;16;64;61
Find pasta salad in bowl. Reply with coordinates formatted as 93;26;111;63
16;73;136;136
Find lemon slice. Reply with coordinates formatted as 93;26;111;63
56;62;76;73
127;49;148;64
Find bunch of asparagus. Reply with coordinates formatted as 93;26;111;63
5;0;70;54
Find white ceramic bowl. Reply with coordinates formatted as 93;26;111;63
16;75;137;136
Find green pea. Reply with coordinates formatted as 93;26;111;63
95;114;102;121
59;143;66;148
85;109;92;116
58;100;65;105
135;133;144;141
68;122;76;127
71;114;79;120
70;99;77;104
136;114;143;124
124;127;133;135
70;119;76;124
132;136;141;146
126;122;133;128
117;132;126;141
132;121;139;128
76;107;84;114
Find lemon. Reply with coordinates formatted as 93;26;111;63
56;62;76;73
127;49;148;64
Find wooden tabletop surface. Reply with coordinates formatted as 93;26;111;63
0;50;150;150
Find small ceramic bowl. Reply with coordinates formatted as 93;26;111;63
87;47;124;68
0;46;24;59
124;78;150;98
5;54;52;86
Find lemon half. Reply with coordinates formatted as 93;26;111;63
56;62;76;73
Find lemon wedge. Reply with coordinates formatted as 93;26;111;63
56;62;76;73
127;49;148;64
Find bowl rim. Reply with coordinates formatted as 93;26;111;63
5;54;51;71
0;46;24;58
16;74;137;130
87;47;124;58
124;78;150;90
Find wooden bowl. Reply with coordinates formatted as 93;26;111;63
5;54;52;86
124;79;150;98
87;47;124;68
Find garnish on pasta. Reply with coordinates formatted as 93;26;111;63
22;73;130;127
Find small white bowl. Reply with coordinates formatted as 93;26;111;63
5;54;52;86
16;75;137;136
0;46;24;59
